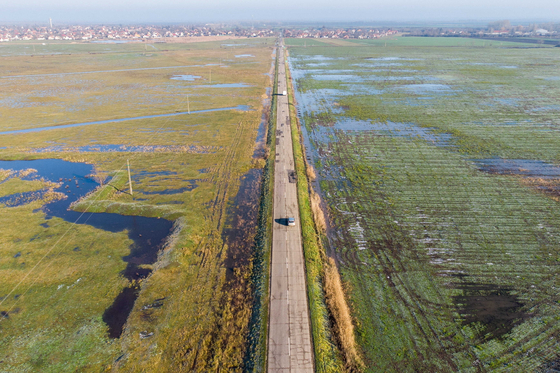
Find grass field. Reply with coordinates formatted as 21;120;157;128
288;36;560;371
0;38;274;371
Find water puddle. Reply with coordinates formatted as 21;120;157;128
472;159;560;178
400;83;452;94
191;83;251;88
235;54;255;58
170;74;201;81
253;87;271;159
222;169;263;279
0;105;251;135
1;65;198;79
306;62;331;67
453;283;528;341
366;57;423;61
0;159;174;338
29;144;220;154
311;119;452;147
312;74;365;82
495;98;519;106
298;55;336;61
529;105;560;112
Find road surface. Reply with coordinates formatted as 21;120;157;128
267;41;314;372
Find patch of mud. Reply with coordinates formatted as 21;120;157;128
453;283;529;341
472;159;560;178
539;356;560;372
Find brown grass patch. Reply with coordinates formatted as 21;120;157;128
521;177;560;201
324;257;364;372
306;163;317;181
310;188;326;233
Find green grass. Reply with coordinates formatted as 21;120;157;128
0;39;274;371
287;37;560;372
346;35;552;48
285;38;332;46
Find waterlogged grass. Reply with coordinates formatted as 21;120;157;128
288;37;560;372
346;36;551;48
0;39;273;371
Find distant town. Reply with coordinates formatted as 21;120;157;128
0;21;558;42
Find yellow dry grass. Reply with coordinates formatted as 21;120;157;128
310;188;326;233
306;163;317;180
324;257;364;372
521;177;560;202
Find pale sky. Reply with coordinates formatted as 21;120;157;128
2;0;560;24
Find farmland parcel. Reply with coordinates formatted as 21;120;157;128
0;38;274;371
287;37;560;371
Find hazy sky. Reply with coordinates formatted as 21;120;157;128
3;0;560;24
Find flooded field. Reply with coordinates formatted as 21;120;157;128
0;38;273;371
288;37;560;371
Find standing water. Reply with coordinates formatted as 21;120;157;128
0;159;173;338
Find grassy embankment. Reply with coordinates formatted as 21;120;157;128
0;39;274;371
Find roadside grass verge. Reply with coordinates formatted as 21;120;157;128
244;48;278;372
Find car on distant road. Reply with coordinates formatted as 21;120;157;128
288;217;295;226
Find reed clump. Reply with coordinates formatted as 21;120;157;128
324;257;364;372
306;163;317;180
310;188;326;233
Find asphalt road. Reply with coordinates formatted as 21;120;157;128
267;42;314;372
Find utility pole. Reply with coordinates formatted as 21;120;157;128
187;95;190;114
127;159;133;196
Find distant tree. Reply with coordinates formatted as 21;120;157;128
488;20;511;31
